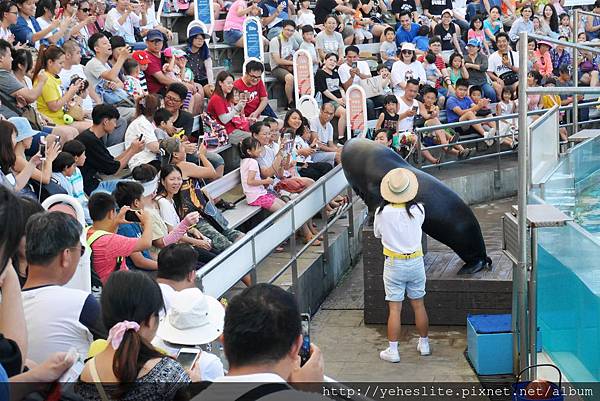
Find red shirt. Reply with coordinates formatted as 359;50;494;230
207;94;237;134
418;54;446;88
233;78;268;116
144;51;164;94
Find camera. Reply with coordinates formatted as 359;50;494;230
70;76;89;94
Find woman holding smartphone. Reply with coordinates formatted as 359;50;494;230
124;94;162;171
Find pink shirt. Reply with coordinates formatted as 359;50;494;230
87;231;138;284
240;158;267;204
533;50;553;77
224;0;247;31
468;29;485;45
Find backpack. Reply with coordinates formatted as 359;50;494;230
86;228;122;299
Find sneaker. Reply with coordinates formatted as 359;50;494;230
483;129;495;147
417;338;431;356
379;347;400;363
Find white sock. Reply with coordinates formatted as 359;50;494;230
388;341;398;353
420;336;429;343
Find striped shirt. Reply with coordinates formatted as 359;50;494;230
138;71;148;94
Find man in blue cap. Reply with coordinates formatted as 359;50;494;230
464;38;498;102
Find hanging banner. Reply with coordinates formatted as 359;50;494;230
243;17;264;62
293;49;314;106
346;85;367;139
194;0;214;32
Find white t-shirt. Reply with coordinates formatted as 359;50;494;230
309;116;333;144
397;97;419;132
487;50;520;78
156;196;181;228
390;60;426;97
22;285;98;363
59;64;94;112
296;10;315;27
373;203;425;254
124;115;159;169
159;282;177;314
294;135;312;163
338;60;371;87
315;31;344;56
0;26;11;41
84;57;111;92
105;8;141;43
36;17;54;39
141;6;158;30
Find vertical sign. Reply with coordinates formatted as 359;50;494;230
194;0;214;32
243;17;264;62
346;85;367;139
293;49;314;106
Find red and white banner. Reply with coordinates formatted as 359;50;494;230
293;49;314;105
346;84;367;139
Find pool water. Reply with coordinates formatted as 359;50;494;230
574;173;600;238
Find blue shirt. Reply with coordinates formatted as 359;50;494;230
11;15;43;46
260;0;289;29
446;95;474;123
395;23;420;46
413;35;429;52
117;222;153;270
0;363;8;401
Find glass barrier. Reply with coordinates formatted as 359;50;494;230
537;137;600;382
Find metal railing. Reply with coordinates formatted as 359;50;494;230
195;164;356;301
412;100;600;170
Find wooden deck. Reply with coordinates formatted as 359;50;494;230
364;197;516;326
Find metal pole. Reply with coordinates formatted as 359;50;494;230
517;31;530;379
529;227;538;379
346;187;355;238
290;208;299;298
573;9;579;137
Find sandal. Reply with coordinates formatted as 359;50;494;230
303;235;322;246
216;200;235;210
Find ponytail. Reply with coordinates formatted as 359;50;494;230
32;45;65;81
113;328;162;392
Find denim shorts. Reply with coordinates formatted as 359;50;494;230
224;29;243;45
382;256;426;302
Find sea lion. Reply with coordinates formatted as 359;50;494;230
342;138;491;275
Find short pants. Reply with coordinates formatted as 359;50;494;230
382;256;426;302
248;193;277;209
224;29;243;45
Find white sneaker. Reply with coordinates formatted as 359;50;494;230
417;338;431;356
379;347;400;363
484;129;496;147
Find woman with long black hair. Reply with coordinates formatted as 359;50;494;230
76;271;197;400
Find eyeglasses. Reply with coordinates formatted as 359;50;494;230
401;50;413;54
69;245;85;256
165;95;182;103
80;7;90;12
8;10;18;14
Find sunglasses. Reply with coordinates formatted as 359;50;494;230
401;50;413;54
80;7;90;12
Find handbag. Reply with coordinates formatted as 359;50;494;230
182;179;229;232
359;76;383;99
499;51;519;86
95;79;135;107
275;177;307;193
201;113;229;147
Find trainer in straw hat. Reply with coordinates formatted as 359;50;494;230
380;168;419;204
157;288;225;346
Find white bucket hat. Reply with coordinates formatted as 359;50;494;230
380;168;419;204
157;288;225;345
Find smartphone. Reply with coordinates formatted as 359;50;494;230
59;356;84;382
56;7;64;18
177;348;201;370
299;313;310;366
352;61;357;69
138;133;144;141
239;91;248;102
412;106;419;113
125;210;140;222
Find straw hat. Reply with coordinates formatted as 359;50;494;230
157;288;225;346
380;168;419;204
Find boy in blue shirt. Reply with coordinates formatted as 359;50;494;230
446;78;492;143
113;181;158;272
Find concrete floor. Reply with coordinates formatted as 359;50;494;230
311;259;479;382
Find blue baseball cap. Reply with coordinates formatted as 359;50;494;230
9;117;40;143
466;38;481;48
146;29;164;41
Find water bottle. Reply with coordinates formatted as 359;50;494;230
223;58;232;71
162;0;170;14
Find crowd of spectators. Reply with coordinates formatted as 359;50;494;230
0;0;599;397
